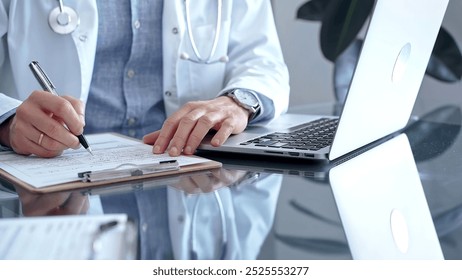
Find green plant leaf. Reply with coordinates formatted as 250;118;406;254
426;27;462;82
320;0;375;62
296;0;333;21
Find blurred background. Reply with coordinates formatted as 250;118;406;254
271;0;462;114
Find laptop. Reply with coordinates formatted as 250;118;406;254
329;133;443;259
199;0;450;161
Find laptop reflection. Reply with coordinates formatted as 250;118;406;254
329;134;443;259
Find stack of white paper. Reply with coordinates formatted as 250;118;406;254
0;214;137;260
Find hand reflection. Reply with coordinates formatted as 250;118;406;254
15;187;89;216
172;168;250;194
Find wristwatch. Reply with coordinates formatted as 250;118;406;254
225;89;261;121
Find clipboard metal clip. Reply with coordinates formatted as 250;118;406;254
78;160;180;182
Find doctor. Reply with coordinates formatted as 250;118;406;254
0;0;289;158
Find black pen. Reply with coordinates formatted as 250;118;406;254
29;61;94;156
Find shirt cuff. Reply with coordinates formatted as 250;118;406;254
0;108;16;124
249;91;275;124
0;109;16;151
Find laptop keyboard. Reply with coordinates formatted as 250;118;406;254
240;118;339;151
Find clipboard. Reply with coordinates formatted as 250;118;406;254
0;133;222;194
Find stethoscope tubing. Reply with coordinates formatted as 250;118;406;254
184;0;222;63
190;191;228;260
50;0;228;64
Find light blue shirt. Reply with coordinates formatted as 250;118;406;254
84;0;274;140
85;0;165;139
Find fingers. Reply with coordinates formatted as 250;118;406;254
8;115;66;158
146;103;200;155
62;95;86;126
9;91;85;157
50;192;89;215
147;97;249;157
20;191;89;216
168;108;219;156
142;130;160;145
27;91;84;136
209;118;236;147
174;170;223;194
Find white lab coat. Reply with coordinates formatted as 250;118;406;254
0;0;289;121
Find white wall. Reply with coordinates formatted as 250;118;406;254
272;0;462;114
273;0;335;106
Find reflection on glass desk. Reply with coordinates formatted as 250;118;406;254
329;134;442;259
0;104;462;260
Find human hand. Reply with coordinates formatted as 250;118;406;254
15;187;89;216
143;96;249;156
2;90;85;158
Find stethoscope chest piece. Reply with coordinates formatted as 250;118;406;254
48;5;80;35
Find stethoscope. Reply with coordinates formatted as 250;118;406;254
48;0;228;64
180;0;229;64
190;191;228;259
49;0;80;35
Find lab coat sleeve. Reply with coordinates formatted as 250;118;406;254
0;2;22;120
221;0;290;121
0;94;21;122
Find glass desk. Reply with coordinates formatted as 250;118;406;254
1;104;461;260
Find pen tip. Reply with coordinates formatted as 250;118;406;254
87;147;94;156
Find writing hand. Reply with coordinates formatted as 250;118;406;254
2;90;85;158
143;96;249;156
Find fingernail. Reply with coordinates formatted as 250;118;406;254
184;146;192;154
169;147;178;156
212;139;220;146
153;145;161;154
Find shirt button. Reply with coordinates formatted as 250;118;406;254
127;117;137;126
141;223;148;232
164;91;172;96
133;20;141;29
128;129;136;137
127;69;135;78
172;27;178;34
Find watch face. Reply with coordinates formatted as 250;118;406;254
234;90;259;107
